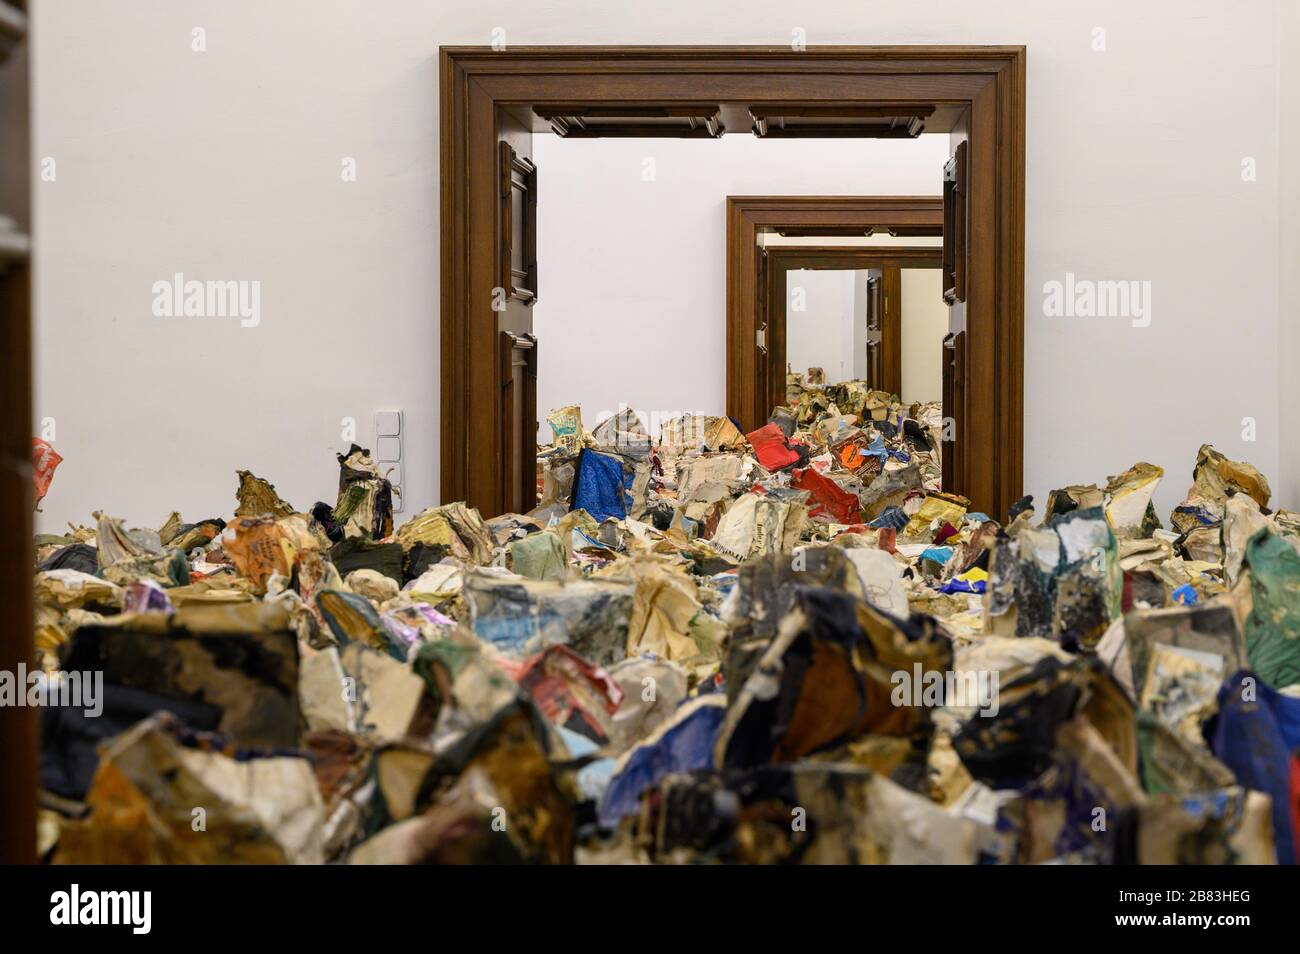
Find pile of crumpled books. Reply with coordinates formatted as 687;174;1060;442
27;377;1300;864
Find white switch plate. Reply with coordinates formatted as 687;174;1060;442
375;409;401;437
376;436;401;461
381;461;404;513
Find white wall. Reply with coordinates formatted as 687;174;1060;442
782;268;860;385
29;0;1291;531
1281;4;1300;510
531;134;947;442
900;269;946;404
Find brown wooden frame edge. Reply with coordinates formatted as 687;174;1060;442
726;196;944;427
763;243;943;409
440;45;1025;519
1;19;35;864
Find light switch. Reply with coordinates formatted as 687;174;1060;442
381;462;404;513
375;410;402;437
376;436;401;461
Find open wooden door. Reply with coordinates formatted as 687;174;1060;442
496;110;538;514
863;269;902;396
879;267;902;396
942;140;968;306
499;331;538;513
864;272;883;389
755;245;772;415
942;331;966;493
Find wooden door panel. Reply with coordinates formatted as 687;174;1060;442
942;139;968;306
493;115;535;516
499;331;538;514
755;245;770;416
880;266;902;396
769;258;788;415
865;274;883;389
499;140;537;306
942;330;966;494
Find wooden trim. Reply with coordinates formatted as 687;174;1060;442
942;139;968;304
888;225;943;237
766;245;943;271
1;8;33;864
498;141;538;304
726;196;943;428
766;245;940;408
534;104;725;138
499;330;538;511
880;266;903;397
726;195;944;434
749;104;934;138
942;331;967;493
0;261;32;865
441;45;1026;519
865;274;883;393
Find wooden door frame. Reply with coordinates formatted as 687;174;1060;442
441;45;1025;519
765;244;942;406
726;195;942;421
1;4;34;864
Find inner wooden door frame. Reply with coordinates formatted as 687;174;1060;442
728;195;942;419
727;194;944;421
441;45;1025;519
765;244;943;407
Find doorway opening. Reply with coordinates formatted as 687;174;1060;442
769;245;944;393
728;200;951;489
440;46;1025;518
